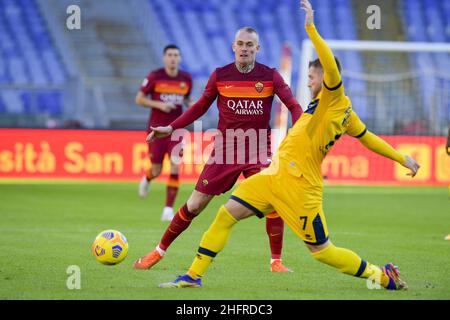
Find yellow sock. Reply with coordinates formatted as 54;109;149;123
312;244;390;288
188;205;237;279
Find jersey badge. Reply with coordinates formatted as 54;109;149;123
255;82;264;93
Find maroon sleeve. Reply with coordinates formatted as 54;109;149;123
273;69;302;124
186;74;193;98
170;70;218;130
140;72;156;95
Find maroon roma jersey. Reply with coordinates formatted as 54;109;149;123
140;68;192;130
170;62;302;163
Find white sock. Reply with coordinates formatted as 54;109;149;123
156;245;166;256
270;258;281;264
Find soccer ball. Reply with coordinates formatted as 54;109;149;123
92;230;128;265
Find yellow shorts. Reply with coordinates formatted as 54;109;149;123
231;166;329;245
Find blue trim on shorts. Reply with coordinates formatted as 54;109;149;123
198;246;217;258
303;237;329;246
312;214;327;244
229;195;264;218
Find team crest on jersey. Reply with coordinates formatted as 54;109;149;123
202;179;209;186
254;82;264;93
180;82;186;89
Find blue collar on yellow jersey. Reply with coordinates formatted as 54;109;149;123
305;99;319;114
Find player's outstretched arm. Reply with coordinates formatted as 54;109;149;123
357;131;420;177
301;0;341;89
273;70;302;123
168;70;219;131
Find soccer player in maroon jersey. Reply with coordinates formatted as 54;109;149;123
134;28;302;272
135;44;192;221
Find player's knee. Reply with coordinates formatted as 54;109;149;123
187;192;213;215
169;162;180;175
151;167;162;177
224;200;255;221
306;240;331;254
186;198;205;215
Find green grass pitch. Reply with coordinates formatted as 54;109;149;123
0;180;448;300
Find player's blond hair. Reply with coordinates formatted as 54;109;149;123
234;27;259;44
309;57;342;73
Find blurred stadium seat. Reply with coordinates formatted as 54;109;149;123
0;0;67;121
402;0;450;133
148;0;369;124
0;0;448;134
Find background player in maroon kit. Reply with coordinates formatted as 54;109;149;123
135;45;192;221
134;28;302;272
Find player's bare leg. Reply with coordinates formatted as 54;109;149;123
159;199;255;288
134;190;214;270
306;240;407;290
161;160;180;221
139;164;162;198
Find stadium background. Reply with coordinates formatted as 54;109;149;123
0;0;449;185
0;0;449;301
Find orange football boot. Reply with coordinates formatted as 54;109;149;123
270;259;293;272
133;249;163;270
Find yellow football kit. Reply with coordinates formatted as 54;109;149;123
231;95;366;244
232;23;405;245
